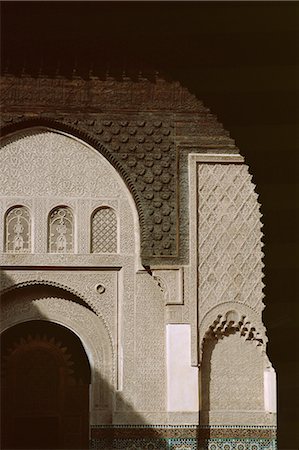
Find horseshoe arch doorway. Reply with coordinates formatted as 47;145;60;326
1;320;91;449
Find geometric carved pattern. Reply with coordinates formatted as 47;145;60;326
90;424;276;437
89;425;276;449
197;164;264;316
89;437;276;449
4;205;31;253
79;116;177;258
89;437;275;449
205;439;276;450
48;206;74;253
91;207;117;253
0;72;237;261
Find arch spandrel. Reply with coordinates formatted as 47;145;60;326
0;129;127;199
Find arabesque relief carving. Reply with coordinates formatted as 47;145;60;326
1;73;237;262
0;71;275;447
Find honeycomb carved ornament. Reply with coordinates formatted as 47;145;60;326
198;301;267;362
202;311;265;347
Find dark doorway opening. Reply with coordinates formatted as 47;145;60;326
1;320;91;449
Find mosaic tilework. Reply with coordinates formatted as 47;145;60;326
205;438;276;450
90;426;276;450
90;438;275;450
169;438;198;449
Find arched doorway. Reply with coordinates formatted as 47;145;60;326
1;321;91;449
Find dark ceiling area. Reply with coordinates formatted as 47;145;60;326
1;1;298;448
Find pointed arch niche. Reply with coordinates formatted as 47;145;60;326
91;206;118;254
4;205;31;253
0;289;115;426
48;205;74;253
1;320;91;449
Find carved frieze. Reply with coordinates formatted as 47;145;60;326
0;75;203;112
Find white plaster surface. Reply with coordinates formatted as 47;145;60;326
264;366;277;413
166;324;199;412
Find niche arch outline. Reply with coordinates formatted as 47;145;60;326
4;204;32;253
0;293;115;421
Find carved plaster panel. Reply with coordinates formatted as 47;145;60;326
187;154;265;366
200;330;273;426
152;268;183;305
1;72;239;261
199;303;267;359
132;272;166;412
0;130;122;198
197;161;264;317
0;130;138;258
0;270;118;343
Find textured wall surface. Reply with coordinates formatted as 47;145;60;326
0;75;276;448
197;163;265;318
201;333;265;425
0;74;238;264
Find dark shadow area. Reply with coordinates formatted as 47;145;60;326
1;320;91;450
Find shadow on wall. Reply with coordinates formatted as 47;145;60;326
0;270;172;450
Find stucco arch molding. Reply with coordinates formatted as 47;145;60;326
1;279;101;316
199;302;267;362
0;296;115;412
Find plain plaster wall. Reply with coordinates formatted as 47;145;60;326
166;324;199;412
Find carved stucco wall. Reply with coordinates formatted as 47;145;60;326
0;129;170;423
186;154;275;428
0;130;138;257
0;75;276;445
0;74;238;264
201;332;267;426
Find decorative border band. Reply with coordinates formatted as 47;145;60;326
90;425;276;449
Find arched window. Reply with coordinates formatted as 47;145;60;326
5;206;31;253
91;207;117;253
48;206;74;253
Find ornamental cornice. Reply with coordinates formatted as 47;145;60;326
0;74;205;112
